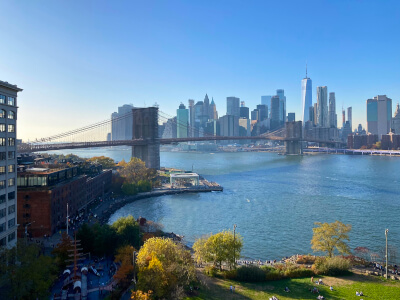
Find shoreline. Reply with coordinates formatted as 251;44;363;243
100;185;223;224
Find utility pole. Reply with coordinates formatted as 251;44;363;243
233;224;237;269
385;229;389;279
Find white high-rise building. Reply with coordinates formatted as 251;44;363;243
317;86;328;127
367;95;392;138
301;70;312;126
111;104;134;141
0;80;21;249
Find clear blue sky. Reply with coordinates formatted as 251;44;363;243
1;0;400;140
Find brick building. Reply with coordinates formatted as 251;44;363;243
17;166;111;238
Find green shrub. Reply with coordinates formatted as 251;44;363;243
284;267;314;278
236;265;266;282
223;269;238;280
204;265;218;277
265;268;284;281
313;256;351;276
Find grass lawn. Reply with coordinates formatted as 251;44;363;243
186;272;400;300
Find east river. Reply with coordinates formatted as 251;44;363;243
50;147;400;260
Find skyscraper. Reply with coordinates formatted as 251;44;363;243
111;104;134;141
366;95;392;138
240;101;249;119
209;98;218;120
276;89;286;123
261;96;272;106
347;107;352;132
176;103;188;138
0;80;21;248
188;99;195;137
342;108;346;128
391;103;400;134
301;68;312;125
328;92;337;128
227;97;240;117
203;94;210;120
287;113;295;122
256;104;268;121
316;86;328;127
313;103;318;126
270;95;281;129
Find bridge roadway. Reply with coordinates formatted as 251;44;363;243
18;136;342;153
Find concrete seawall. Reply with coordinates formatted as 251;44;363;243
100;185;223;223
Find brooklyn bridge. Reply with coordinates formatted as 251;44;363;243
18;107;343;169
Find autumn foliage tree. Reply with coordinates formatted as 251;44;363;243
114;245;135;286
136;237;195;299
117;158;156;195
311;220;352;257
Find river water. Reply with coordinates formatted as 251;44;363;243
50;147;400;261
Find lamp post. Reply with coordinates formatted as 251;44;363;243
25;221;35;242
233;224;237;269
385;229;389;279
66;203;69;235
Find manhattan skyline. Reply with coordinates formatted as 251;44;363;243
1;0;400;141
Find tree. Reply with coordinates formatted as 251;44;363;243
136;237;195;299
119;157;155;184
52;232;74;270
114;245;135;286
193;230;243;270
112;215;141;249
87;156;116;169
131;290;153;300
0;241;58;299
311;220;352;257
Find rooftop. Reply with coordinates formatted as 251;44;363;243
0;80;23;92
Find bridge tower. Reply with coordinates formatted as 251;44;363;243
285;121;303;155
132;107;160;169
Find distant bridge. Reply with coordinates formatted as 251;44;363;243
18;107;344;169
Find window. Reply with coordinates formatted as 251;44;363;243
8;191;15;200
0;95;5;104
0;222;5;232
0;138;5;146
8;204;15;214
0;110;5;119
0;166;5;174
8;138;15;146
7;111;15;119
0;153;5;160
7;124;14;133
0;180;5;189
7;97;15;106
8;232;15;242
8;178;14;187
0;194;5;204
0;208;5;218
8;165;14;173
8;218;15;228
0;124;5;132
24;203;30;209
0;237;5;246
8;151;15;159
